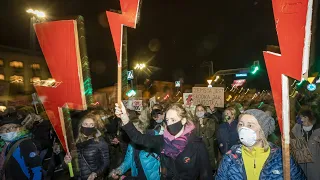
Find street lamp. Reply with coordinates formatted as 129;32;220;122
207;79;213;88
214;76;220;82
26;9;46;18
26;9;46;50
134;63;146;70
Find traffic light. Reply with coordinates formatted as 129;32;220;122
297;79;305;87
251;61;260;74
126;89;136;97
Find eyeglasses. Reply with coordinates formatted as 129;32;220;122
0;125;19;133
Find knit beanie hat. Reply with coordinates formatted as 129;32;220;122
243;109;275;137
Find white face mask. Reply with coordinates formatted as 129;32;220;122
238;127;257;147
0;131;18;142
303;125;313;132
156;119;163;124
196;111;205;118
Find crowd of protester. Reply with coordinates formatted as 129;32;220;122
0;91;319;179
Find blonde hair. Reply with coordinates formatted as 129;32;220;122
87;109;110;126
167;103;192;124
238;113;270;152
76;113;103;143
225;107;236;116
259;129;270;152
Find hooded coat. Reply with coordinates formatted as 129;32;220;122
292;123;320;180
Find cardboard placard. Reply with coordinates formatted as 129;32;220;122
123;100;142;111
149;96;156;109
132;100;143;112
192;87;224;107
183;93;193;106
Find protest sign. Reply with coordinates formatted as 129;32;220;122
149;96;156;109
192;87;224;107
132;100;143;111
123;100;142;111
183;93;193;106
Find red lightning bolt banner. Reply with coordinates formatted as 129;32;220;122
34;18;92;152
34;17;93;177
106;0;141;104
263;0;314;178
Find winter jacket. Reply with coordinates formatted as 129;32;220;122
76;138;109;180
292;123;320;180
2;137;42;180
216;120;239;154
122;122;213;180
194;117;217;169
216;143;306;180
118;144;160;180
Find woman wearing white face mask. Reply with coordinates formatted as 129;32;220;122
216;109;305;180
194;104;217;172
292;109;320;180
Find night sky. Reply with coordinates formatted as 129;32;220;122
0;0;281;90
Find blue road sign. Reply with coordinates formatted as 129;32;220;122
127;70;134;80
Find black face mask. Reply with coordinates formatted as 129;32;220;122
167;121;183;136
81;126;96;136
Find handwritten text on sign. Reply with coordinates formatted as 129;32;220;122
192;87;224;107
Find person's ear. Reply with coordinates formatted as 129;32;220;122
181;118;187;125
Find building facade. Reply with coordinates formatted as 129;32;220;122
0;45;50;105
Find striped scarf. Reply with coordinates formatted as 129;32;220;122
162;122;195;159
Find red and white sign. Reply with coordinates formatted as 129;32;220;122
232;79;246;87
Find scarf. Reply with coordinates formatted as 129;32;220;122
162;122;195;159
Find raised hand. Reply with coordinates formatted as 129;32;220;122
115;102;130;125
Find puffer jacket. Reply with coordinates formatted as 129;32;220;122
216;143;306;180
118;144;160;180
77;137;109;180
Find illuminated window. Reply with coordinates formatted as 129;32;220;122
10;75;24;83
10;61;23;68
30;77;41;83
0;60;3;66
0;74;4;80
31;64;40;70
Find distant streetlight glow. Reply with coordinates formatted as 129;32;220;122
134;63;146;70
207;79;212;88
26;9;46;18
214;76;220;82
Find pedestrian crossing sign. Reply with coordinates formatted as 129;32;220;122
127;70;134;80
175;81;181;87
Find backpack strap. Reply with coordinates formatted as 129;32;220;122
0;138;31;179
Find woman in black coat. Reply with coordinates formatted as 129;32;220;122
64;114;109;180
115;103;213;180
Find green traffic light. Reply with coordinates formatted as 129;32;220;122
297;79;305;86
251;66;259;74
126;89;136;97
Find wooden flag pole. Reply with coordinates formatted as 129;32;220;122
282;75;291;180
118;64;122;106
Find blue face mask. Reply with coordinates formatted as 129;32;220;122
296;116;303;125
0;131;18;142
